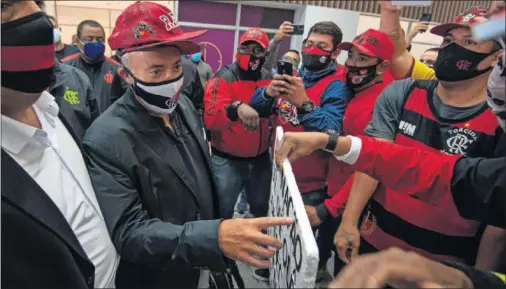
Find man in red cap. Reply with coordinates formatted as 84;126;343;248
296;28;394;278
82;2;292;288
203;28;272;222
334;0;504;272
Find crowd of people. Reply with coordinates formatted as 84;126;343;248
1;0;505;288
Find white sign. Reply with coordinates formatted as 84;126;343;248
268;126;319;288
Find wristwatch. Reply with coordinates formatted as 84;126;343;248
297;100;315;114
323;130;339;153
226;101;243;121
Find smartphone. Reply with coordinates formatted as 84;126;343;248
419;12;432;33
277;60;294;76
291;25;304;35
419;12;432;22
391;0;431;6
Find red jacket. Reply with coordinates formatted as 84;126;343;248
325;73;393;215
204;63;271;158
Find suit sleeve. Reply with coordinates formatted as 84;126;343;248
347;136;505;227
298;80;352;134
204;77;234;131
83;140;226;271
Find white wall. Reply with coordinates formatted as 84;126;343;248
295;5;360;64
357;14;442;60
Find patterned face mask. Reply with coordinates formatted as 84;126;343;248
487;55;506;130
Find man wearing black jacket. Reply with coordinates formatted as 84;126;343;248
61;20;128;113
1;1;119;288
84;3;291;288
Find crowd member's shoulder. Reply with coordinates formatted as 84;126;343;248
60;52;80;64
59;62;92;87
212;64;236;82
83;98;130;153
411;58;436;80
104;55;121;68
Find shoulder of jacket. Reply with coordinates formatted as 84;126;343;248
104;56;121;67
67;65;92;85
213;65;236;83
60;53;80;63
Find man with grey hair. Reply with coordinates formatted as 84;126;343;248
83;2;292;288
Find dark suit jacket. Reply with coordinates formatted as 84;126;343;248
1;114;95;289
83;89;225;289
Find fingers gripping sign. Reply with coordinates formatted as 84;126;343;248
218;217;293;269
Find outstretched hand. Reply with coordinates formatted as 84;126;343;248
274;132;329;168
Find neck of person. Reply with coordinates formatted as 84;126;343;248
55;41;65;52
353;75;382;93
3;106;42;129
80;53;104;65
437;72;490;107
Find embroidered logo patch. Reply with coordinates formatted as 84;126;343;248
63;87;80;105
133;21;153;39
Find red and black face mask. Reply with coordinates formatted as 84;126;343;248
236;53;266;74
302;46;333;72
1;12;56;93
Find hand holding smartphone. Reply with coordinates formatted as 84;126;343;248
277;61;294;77
418;12;432;33
290;25;304;35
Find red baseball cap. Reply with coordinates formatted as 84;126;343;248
239;28;269;49
337;29;394;61
108;2;206;54
431;6;488;36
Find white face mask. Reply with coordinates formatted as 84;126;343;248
487;55;506;131
53;28;61;44
132;73;185;115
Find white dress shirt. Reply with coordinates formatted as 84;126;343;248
1;91;119;288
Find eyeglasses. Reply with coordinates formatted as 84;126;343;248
238;45;266;55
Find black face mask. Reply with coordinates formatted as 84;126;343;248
346;64;379;89
435;42;495;82
302;46;333;72
1;12;56;93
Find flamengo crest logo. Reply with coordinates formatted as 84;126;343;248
444;127;478;155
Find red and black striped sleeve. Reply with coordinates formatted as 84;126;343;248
348;136;505;228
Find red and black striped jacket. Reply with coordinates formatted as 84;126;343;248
362;80;498;265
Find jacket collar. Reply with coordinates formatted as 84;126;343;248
303;64;337;86
120;89;214;205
